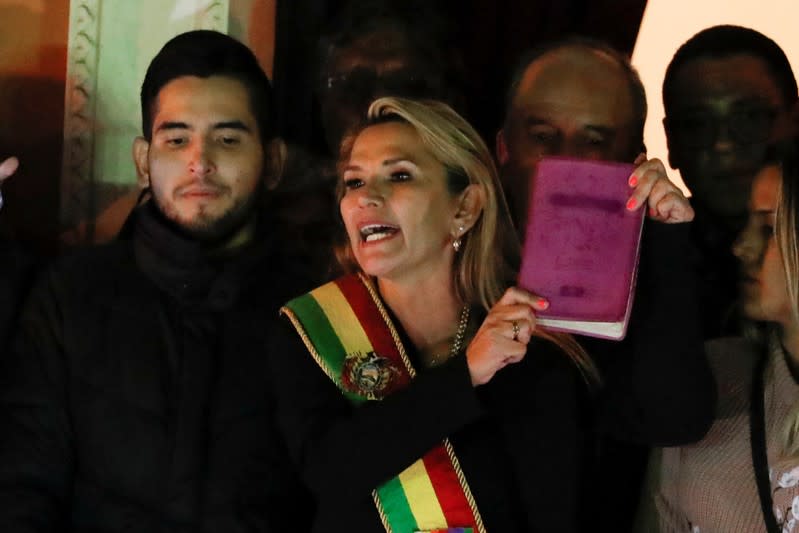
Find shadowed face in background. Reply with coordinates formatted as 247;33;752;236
665;53;791;232
497;46;639;230
320;28;449;156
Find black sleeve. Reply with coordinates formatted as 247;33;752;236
267;318;486;500
0;244;36;357
0;268;74;532
584;221;716;445
486;338;592;533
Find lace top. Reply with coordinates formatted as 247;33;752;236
648;335;799;532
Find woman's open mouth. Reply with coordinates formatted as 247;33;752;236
359;224;399;243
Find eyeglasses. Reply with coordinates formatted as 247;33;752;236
323;67;443;99
666;106;780;149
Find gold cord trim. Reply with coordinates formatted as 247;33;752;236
357;272;418;379
359;273;487;532
373;489;394;533
443;438;487;533
284;277;488;532
279;307;339;386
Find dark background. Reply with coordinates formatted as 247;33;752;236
272;0;648;154
0;0;648;254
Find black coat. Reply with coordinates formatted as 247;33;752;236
0;238;35;355
268;222;715;532
270;324;592;532
0;204;313;532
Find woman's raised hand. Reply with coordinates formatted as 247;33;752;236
465;287;548;386
627;154;694;223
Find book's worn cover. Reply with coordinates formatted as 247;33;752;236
518;157;644;340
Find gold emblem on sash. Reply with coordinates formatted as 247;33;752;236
341;351;402;400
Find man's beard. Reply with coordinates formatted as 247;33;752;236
152;183;261;243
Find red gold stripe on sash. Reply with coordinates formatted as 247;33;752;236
399;458;449;528
333;275;410;378
282;274;484;533
423;446;476;528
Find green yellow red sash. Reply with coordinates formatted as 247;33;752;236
281;273;485;533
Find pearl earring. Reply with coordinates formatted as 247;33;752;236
452;226;465;252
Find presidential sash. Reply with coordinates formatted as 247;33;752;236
281;273;485;533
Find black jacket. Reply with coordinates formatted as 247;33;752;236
271;323;591;532
268;222;714;532
0;238;35;355
0;204;313;532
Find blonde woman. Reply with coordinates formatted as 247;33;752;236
645;142;799;532
269;97;702;532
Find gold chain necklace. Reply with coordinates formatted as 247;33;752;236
427;306;471;368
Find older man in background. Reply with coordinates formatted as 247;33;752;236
497;37;715;530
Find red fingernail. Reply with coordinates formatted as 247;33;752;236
537;297;549;309
626;197;637;210
628;175;638;187
650;207;657;217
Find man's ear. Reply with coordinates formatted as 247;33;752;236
264;138;287;191
453;184;485;235
496;129;509;165
132;137;151;189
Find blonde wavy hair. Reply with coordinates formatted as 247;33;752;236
777;156;799;324
773;141;799;462
335;96;598;383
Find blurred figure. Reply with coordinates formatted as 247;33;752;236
317;0;465;156
0;156;34;353
0;31;310;532
642;143;799;532
663;25;798;338
496;37;715;530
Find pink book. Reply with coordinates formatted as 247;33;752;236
517;157;644;340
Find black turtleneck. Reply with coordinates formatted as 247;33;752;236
132;201;271;308
131;202;279;520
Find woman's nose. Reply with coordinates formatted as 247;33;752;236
732;225;759;265
357;180;384;207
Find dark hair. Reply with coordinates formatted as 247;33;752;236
140;30;275;142
318;0;464;106
502;36;647;155
663;25;798;115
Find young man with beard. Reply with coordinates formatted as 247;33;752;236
0;31;311;532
